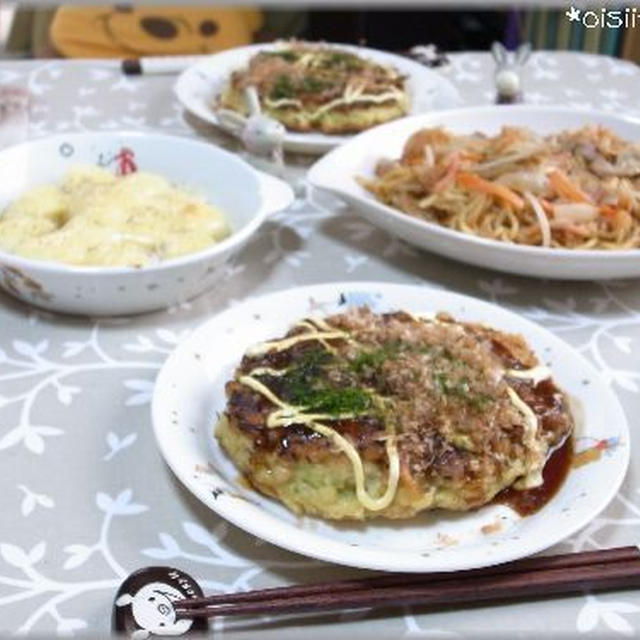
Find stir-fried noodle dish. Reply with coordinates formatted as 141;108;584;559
358;125;640;249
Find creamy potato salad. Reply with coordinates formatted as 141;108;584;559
0;166;230;267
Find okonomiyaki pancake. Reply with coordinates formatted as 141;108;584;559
216;307;574;521
217;42;408;134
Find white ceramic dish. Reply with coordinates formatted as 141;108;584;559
152;282;629;573
174;43;461;154
308;106;640;280
0;132;294;316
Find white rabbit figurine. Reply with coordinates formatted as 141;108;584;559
491;42;531;104
217;86;286;178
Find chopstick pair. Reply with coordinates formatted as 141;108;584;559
174;546;640;620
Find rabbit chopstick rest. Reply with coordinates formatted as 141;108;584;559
491;42;531;104
217;86;286;177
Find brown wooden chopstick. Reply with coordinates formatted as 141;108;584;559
179;560;640;618
178;546;638;609
175;546;640;619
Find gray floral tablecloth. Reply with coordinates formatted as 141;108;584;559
0;51;639;638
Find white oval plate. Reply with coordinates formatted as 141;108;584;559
174;43;461;154
152;282;629;573
308;106;640;279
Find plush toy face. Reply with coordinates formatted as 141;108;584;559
51;6;262;58
102;7;220;55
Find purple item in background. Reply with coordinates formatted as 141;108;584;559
504;9;522;51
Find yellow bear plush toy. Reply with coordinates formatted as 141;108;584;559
50;5;262;58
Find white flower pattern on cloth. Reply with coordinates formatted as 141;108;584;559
0;52;639;637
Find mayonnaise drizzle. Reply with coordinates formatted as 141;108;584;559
245;328;347;357
506;386;546;489
238;373;400;511
292;318;342;353
308;87;406;121
297;317;335;331
264;97;303;109
506;365;552;386
263;82;405;119
504;365;554;488
243;366;288;378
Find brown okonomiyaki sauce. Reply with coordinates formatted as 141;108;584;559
493;436;573;516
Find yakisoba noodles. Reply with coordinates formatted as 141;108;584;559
358;125;640;250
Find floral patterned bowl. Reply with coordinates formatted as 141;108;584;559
0;132;294;316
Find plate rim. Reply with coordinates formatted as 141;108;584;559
173;42;461;153
151;281;631;572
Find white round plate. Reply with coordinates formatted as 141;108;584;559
152;282;629;573
308;106;640;280
174;43;461;154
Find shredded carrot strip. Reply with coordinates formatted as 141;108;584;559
399;463;421;495
547;169;592;203
540;198;554;216
599;205;618;221
553;223;592;237
618;192;632;209
433;154;461;193
459;150;482;162
456;172;524;210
